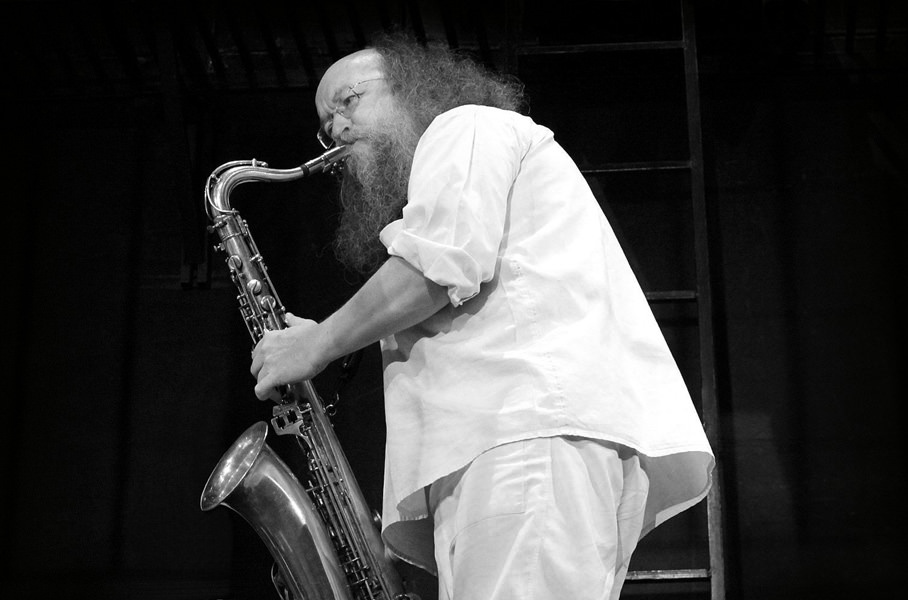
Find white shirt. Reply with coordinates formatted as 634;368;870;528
378;105;714;570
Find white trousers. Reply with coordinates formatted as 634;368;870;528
428;436;649;600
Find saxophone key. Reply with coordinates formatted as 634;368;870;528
246;279;263;295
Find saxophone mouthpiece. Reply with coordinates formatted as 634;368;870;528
302;145;349;176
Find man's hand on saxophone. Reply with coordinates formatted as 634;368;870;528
251;312;331;401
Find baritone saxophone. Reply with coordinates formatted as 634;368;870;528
199;146;416;600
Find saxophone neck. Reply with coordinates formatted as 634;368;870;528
302;145;349;176
205;145;349;217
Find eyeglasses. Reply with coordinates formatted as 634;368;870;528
317;78;386;149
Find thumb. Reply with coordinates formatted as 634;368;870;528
254;376;282;402
284;311;306;326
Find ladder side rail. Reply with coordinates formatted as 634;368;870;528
682;1;727;599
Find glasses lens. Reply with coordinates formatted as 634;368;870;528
316;128;334;149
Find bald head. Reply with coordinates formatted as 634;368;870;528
314;49;395;150
316;49;383;114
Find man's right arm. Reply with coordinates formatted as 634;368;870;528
251;256;448;400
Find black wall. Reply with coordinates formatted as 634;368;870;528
1;2;905;598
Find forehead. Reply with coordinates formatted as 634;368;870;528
315;49;384;118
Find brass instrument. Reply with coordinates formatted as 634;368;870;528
200;146;413;600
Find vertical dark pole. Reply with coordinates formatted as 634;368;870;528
503;0;524;77
156;3;208;289
682;1;727;599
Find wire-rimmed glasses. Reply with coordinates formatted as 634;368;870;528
316;78;386;149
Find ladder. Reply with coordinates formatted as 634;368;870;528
504;1;726;597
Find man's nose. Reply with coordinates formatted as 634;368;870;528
331;112;353;143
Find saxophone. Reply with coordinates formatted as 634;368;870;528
199;146;414;600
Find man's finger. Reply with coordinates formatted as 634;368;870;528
250;336;265;377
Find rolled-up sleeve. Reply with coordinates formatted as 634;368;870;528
379;106;526;306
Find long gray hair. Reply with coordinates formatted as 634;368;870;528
371;33;527;137
332;34;527;276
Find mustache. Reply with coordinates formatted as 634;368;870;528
337;130;359;146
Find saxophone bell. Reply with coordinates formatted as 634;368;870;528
201;422;351;600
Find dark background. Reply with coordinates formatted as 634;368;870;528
0;1;905;599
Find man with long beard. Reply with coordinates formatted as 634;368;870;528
251;35;714;600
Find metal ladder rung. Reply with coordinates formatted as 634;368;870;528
645;290;698;303
582;160;692;174
626;568;710;582
517;40;686;56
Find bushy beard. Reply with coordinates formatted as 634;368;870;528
332;111;420;276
